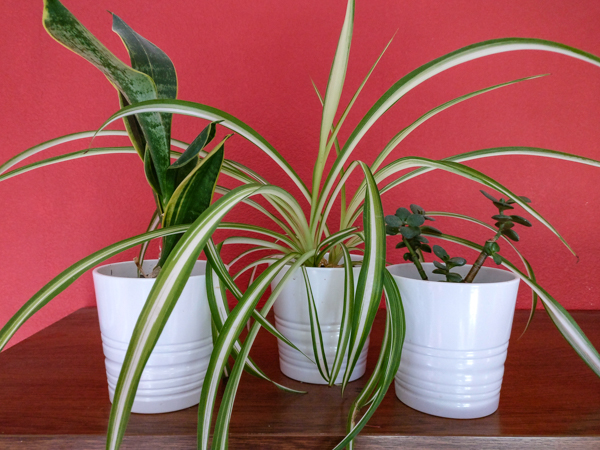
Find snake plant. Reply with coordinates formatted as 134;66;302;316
2;1;600;449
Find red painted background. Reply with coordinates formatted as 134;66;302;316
2;0;600;347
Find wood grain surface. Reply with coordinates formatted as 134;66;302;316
0;307;599;449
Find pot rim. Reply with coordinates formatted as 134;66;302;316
387;262;519;285
93;259;207;280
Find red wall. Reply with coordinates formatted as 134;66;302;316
2;0;600;347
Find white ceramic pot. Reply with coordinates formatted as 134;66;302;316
271;260;369;384
388;263;520;419
92;259;213;414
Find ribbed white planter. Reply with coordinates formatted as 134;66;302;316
92;259;213;414
388;263;520;419
271;261;369;384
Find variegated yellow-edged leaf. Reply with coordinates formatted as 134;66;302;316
43;0;173;203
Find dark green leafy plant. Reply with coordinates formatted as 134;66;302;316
385;204;441;279
432;245;467;283
387;191;533;283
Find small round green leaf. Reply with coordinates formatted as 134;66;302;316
407;214;425;227
420;244;432;253
400;226;419;239
403;252;413;262
446;273;464;283
395;208;410;221
448;257;467;266
410;204;425;215
395;241;407;249
492;253;503;265
433;245;449;261
480;190;498;203
433;260;446;270
385;215;402;227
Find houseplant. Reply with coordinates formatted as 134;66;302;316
385;194;531;418
2;1;600;449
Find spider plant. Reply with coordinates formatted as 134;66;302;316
2;1;600;449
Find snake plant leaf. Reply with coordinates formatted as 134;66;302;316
426;232;600;379
0;224;189;352
210;251;315;450
328;244;355;386
112;13;177;147
312;0;354;215
106;183;267;450
43;0;172;204
118;93;146;159
302;267;331;382
143;145;163;207
170;121;219;169
342;163;386;390
158;138;226;267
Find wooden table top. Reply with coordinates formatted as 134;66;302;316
0;307;599;449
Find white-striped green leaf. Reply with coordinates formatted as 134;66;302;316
342;163;386;390
334;269;405;450
196;253;297;450
311;0;354;216
0;224;188;352
302;266;331;382
328;243;354;385
315;37;600;228
210;250;315;449
97;98;311;204
204;256;305;394
106;183;264;450
425;232;600;378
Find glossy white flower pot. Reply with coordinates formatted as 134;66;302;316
271;260;369;384
388;263;520;419
92;259;212;414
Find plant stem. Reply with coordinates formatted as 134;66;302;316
464;233;500;283
404;237;428;280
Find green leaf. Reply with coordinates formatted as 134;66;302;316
448;257;467;266
409;204;424;215
312;0;354;216
502;228;520;241
433;261;446;270
420;244;432;253
395;207;410;221
395;241;406;249
43;0;173;204
421;225;442;235
170;121;219;170
112;13;177;148
492;253;503;265
0;224;188;352
480;189;498;203
432;268;446;275
400;226;419;239
433;244;449;260
302;267;331;382
427;232;600;379
342;163;386;391
385;214;402;228
510;215;533;227
406;214;425;227
446;272;463;283
159;139;226;266
492;214;512;222
329;244;355;385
